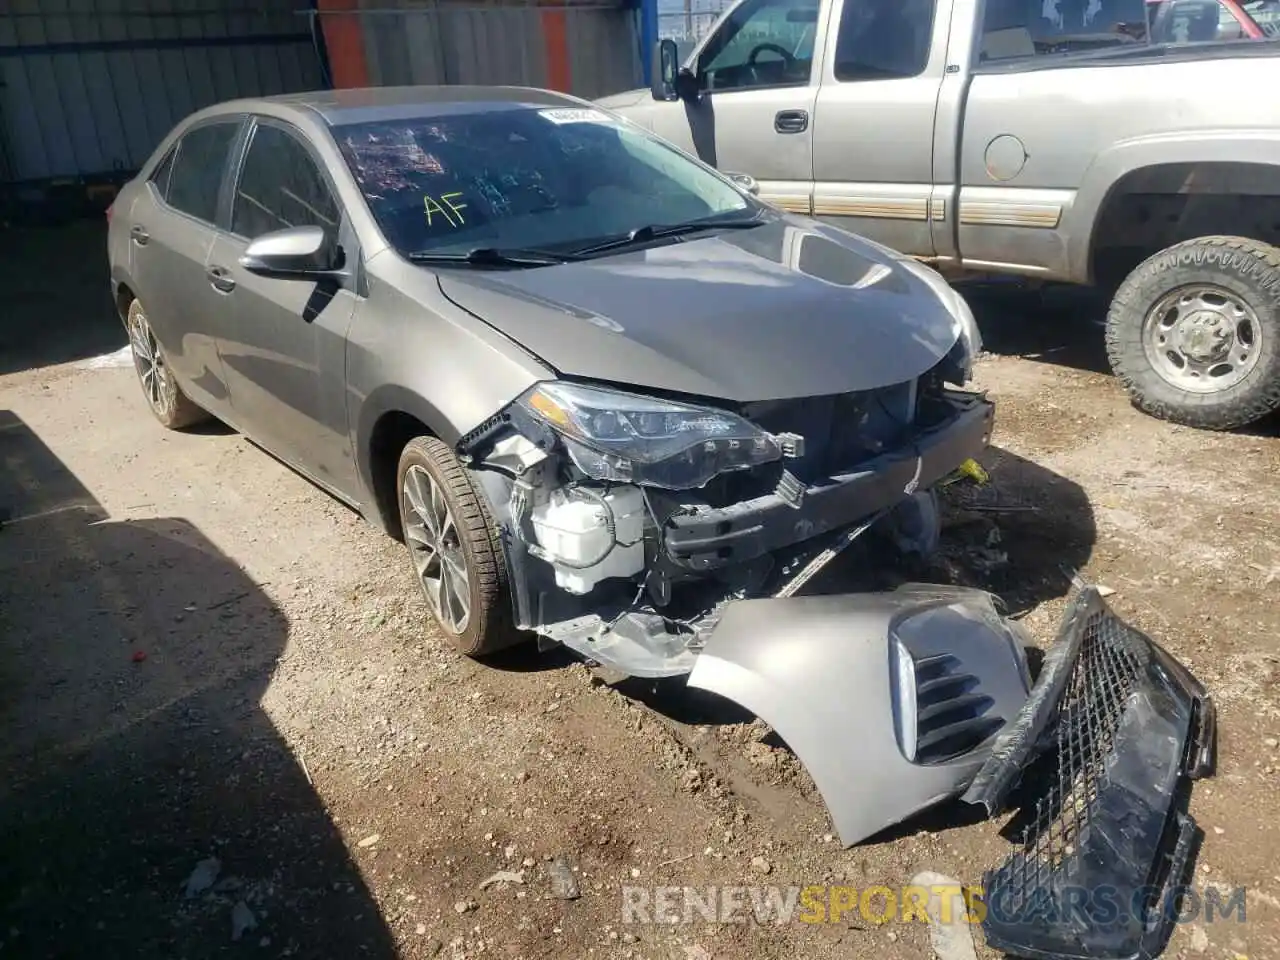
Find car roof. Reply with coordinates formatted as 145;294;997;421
250;85;587;127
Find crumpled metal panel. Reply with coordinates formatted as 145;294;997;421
687;587;1031;847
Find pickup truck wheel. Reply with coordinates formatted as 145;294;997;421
396;436;523;658
1105;236;1280;430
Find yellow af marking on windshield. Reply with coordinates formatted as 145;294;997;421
424;192;468;227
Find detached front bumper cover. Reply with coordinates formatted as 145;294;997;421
964;587;1217;960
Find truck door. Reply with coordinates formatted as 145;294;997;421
645;0;826;215
809;0;948;257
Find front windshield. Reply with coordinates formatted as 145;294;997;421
333;105;753;256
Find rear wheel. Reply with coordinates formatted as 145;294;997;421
396;435;522;657
1104;236;1280;430
125;299;209;429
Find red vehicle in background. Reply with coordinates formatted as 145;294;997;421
1147;0;1280;41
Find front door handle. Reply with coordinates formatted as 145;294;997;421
130;224;150;245
206;265;236;294
774;109;809;134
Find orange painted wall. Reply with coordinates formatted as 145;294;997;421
318;0;370;88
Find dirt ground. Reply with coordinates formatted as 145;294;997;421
2;222;1279;960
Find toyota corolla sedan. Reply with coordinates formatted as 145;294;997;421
108;86;1028;843
107;84;991;666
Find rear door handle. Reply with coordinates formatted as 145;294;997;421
206;265;236;294
774;109;809;134
130;224;150;245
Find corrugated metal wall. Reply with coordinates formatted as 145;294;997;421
317;0;642;101
0;0;322;184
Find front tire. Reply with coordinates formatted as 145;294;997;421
1104;236;1280;430
396;436;522;657
125;299;209;429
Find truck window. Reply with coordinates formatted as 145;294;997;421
1244;0;1280;36
833;0;936;80
977;0;1150;62
1149;0;1252;40
695;0;820;92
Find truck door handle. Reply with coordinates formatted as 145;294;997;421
774;109;809;134
130;224;150;245
206;265;236;293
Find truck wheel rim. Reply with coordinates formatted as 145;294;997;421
402;465;471;634
128;306;173;417
1142;284;1262;394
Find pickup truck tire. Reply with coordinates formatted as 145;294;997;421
396;435;523;658
1105;236;1280;430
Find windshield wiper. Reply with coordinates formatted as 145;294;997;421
568;212;766;258
405;247;577;268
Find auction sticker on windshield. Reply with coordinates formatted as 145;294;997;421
539;108;612;125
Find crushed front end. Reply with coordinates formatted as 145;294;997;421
456;353;992;677
963;587;1216;960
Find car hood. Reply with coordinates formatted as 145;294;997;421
436;216;962;402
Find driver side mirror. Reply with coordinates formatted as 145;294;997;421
650;38;680;101
651;39;702;102
726;172;760;195
239;225;346;279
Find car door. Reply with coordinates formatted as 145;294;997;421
127;118;245;416
646;0;826;214
206;118;360;497
810;0;945;257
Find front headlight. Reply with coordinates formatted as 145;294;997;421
516;381;782;489
899;259;983;383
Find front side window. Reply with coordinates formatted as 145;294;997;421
334;107;753;257
167;122;240;223
833;0;937;81
695;0;820;91
977;0;1150;63
232;124;341;240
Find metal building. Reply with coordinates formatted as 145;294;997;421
313;0;644;100
0;1;322;185
1;0;651;193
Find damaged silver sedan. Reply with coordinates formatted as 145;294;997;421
109;85;1216;905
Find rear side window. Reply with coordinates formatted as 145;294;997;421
977;0;1150;63
149;148;175;199
833;0;936;81
231;123;340;240
167;121;240;224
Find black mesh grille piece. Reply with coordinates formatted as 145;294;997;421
988;609;1150;910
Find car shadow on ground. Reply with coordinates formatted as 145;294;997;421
0;411;396;959
958;280;1280;437
956;280;1113;375
0;222;126;376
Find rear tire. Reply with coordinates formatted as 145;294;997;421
1104;236;1280;430
396;435;522;657
125;299;210;430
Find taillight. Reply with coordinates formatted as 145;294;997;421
106;203;114;223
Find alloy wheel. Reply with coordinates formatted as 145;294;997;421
401;464;472;633
128;305;173;417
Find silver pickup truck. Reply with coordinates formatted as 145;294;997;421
599;0;1280;431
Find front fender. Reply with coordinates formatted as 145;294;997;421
1066;129;1280;281
687;587;1031;847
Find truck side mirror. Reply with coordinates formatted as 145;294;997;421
651;38;680;101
